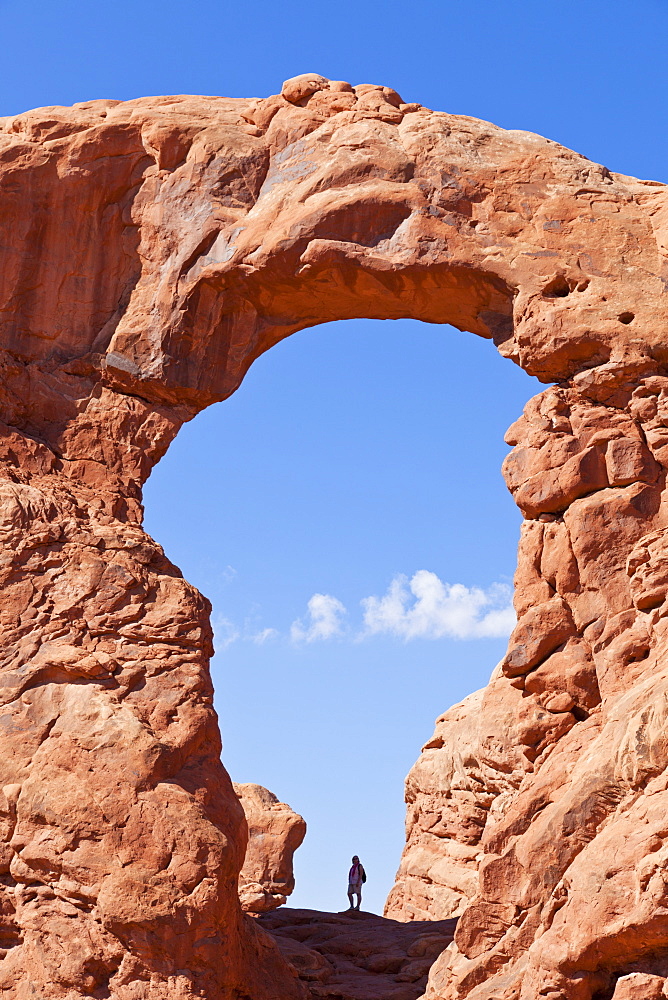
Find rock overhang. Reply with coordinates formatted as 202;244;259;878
3;75;666;423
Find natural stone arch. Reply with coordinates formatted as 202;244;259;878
0;74;667;999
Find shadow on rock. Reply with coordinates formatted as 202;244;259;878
257;907;457;1000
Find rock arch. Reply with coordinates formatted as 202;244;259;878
0;74;667;999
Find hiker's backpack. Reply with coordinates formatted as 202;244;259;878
361;867;367;883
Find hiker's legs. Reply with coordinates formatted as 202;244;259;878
347;890;354;910
354;888;361;910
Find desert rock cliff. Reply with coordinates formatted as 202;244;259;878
0;72;667;998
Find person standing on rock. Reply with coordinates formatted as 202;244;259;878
347;855;366;911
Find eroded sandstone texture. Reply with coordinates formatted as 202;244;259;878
235;782;306;914
412;381;668;1000
259;908;456;1000
385;685;520;924
0;71;667;998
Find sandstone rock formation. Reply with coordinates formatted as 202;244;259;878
259;907;456;1000
419;380;668;1000
385;682;523;923
234;782;306;913
0;71;667;998
389;377;668;1000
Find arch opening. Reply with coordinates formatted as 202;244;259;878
143;315;542;918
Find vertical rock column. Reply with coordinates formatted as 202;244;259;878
235;783;306;914
417;371;668;999
0;370;301;999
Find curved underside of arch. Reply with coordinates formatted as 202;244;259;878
0;74;667;999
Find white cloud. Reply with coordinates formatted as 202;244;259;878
360;571;515;641
212;615;240;649
290;593;347;643
212;617;278;649
211;573;514;650
251;627;279;645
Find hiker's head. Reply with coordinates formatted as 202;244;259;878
352;855;359;863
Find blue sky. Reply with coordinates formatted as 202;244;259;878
2;0;666;914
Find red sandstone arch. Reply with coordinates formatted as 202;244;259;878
0;74;668;999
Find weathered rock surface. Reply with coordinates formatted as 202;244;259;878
385;681;524;923
258;907;456;1000
234;782;306;913
398;380;668;1000
0;71;667;997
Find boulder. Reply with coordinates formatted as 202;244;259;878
234;782;306;913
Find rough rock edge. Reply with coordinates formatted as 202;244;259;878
0;75;666;999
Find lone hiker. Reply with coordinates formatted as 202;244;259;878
347;855;366;911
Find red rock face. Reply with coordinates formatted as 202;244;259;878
234;782;306;913
397;379;668;1000
0;72;667;998
385;682;525;925
259;907;457;1000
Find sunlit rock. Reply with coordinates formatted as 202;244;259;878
0;76;667;998
234;782;306;913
